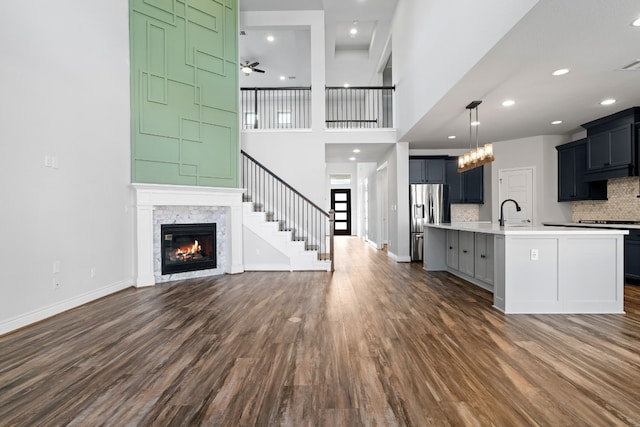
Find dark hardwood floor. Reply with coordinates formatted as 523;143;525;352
1;237;640;426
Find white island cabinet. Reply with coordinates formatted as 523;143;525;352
423;223;627;314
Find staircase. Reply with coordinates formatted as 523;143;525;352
241;150;334;272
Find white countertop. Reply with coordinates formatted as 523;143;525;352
543;221;640;230
425;222;628;235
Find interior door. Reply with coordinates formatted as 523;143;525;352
331;189;351;235
498;167;534;224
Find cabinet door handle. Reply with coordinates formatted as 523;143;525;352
604;162;611;166
480;254;486;258
449;246;453;250
462;250;468;254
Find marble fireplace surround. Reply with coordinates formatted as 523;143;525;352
132;184;244;287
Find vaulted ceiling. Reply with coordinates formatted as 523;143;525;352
239;0;640;156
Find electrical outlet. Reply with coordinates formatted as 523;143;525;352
530;248;539;261
52;261;61;274
53;278;61;290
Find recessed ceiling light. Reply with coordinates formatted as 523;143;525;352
471;121;480;126
353;149;361;153
502;100;515;107
600;98;616;106
551;120;563;125
448;135;456;139
344;83;350;88
552;68;570;76
279;75;285;81
632;17;640;27
350;28;358;35
349;157;356;161
267;35;275;42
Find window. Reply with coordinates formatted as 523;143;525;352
244;112;258;126
277;112;291;125
330;174;351;186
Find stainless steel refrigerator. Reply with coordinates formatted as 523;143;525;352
410;184;450;261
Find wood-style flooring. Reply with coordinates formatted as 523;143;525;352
1;237;640;426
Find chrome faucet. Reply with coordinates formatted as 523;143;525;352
499;199;521;226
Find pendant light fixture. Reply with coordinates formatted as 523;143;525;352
458;100;495;173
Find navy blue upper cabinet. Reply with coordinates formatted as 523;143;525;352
463;166;484;203
557;139;606;201
587;124;633;170
445;158;483;204
582;107;639;181
409;158;426;183
409;157;446;183
445;159;463;203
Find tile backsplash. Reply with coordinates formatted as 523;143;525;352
451;204;480;222
572;176;640;221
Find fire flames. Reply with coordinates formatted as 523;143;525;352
170;240;203;262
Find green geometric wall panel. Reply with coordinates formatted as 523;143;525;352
130;0;238;187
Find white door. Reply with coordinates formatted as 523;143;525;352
498;167;534;225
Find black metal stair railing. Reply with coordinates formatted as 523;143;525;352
241;150;334;271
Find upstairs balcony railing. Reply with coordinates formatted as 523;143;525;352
325;86;394;129
240;86;394;130
241;87;311;130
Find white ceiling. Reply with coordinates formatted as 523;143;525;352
405;0;640;149
239;0;640;159
239;0;396;87
324;142;395;163
239;28;311;86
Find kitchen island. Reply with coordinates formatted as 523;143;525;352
423;222;627;314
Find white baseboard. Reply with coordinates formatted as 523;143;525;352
0;279;134;336
388;251;411;263
243;263;293;271
364;238;379;249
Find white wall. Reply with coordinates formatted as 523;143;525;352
242;131;326;208
240;10;327;208
380;142;410;261
391;0;538;140
0;1;133;334
357;163;378;244
491;135;572;225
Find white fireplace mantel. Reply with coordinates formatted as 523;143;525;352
132;183;245;287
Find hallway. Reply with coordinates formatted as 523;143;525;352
1;237;640;425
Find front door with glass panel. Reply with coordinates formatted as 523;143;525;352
331;189;351;235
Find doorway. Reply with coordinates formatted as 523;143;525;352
498;167;534;224
331;189;352;235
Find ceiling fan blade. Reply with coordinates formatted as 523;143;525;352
253;68;265;73
249;61;259;67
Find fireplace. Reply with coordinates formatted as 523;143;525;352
161;223;216;275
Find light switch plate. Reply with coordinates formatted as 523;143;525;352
530;249;539;261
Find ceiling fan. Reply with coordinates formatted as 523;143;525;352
240;61;265;75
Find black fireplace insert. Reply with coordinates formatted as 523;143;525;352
161;223;216;275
